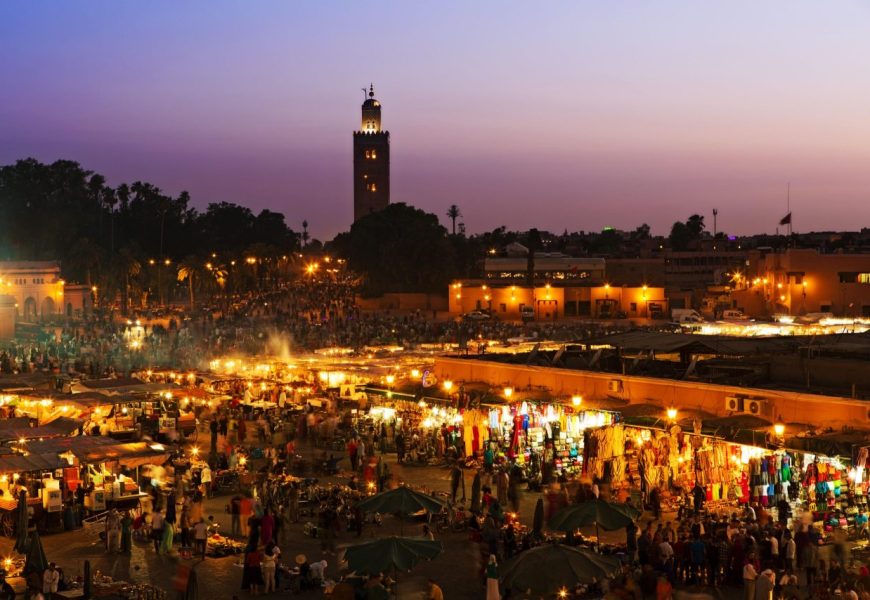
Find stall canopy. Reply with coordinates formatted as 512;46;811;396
0;453;64;475
786;431;870;459
0;417;83;443
23;437;169;468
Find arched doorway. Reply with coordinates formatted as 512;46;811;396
41;296;55;318
23;297;37;321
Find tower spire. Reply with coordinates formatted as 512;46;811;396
369;83;374;98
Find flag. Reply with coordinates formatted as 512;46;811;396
779;212;792;226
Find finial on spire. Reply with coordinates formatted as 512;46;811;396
369;83;375;98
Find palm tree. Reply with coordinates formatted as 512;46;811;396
446;205;462;235
176;256;203;309
116;247;142;316
301;220;310;248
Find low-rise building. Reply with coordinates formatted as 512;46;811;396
732;248;870;317
0;261;93;323
449;281;667;320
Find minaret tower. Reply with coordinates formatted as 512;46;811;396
353;84;390;221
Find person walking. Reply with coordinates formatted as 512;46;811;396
743;556;758;600
486;555;500;600
261;545;278;593
151;510;165;553
193;517;208;559
120;510;133;554
105;509;121;553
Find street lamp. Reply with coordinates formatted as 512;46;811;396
666;407;678;421
571;395;582;406
443;380;453;392
503;387;513;399
773;423;785;437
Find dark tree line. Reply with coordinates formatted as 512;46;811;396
0;158;301;309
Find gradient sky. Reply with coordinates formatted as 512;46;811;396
2;2;870;240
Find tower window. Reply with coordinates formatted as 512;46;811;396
365;149;377;160
367;183;377;192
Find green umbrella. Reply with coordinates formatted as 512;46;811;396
184;567;198;600
356;486;444;534
548;499;640;550
356;486;445;516
83;560;92;600
23;531;47;579
13;491;28;554
500;543;622;595
470;472;481;514
532;498;544;537
344;536;442;599
344;536;443;575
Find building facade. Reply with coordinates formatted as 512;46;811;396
0;261;92;326
732;248;870;317
449;281;667;320
353;84;390;222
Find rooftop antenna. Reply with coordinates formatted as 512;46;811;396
712;208;718;238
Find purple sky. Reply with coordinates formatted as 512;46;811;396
2;2;870;240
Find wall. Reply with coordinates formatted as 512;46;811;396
449;283;667;320
434;356;870;431
356;293;447;312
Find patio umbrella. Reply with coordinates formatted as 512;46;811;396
344;536;442;599
13;491;28;554
83;560;92;600
532;498;544;537
470;472;481;514
500;543;621;595
23;531;47;579
356;486;444;535
184;567;199;600
548;500;640;549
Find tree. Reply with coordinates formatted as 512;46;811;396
446;204;462;235
686;214;705;238
668;222;691;251
341;203;455;295
301;220;310;247
176;256;202;309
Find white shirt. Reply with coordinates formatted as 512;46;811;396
658;541;674;561
193;521;208;540
43;569;60;593
201;466;212;484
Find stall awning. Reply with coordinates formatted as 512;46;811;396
0;417;83;442
22;437;169;468
785;431;870;459
0;453;64;475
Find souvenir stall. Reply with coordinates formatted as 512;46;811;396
484;401;617;482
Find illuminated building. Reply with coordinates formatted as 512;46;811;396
353;84;390;221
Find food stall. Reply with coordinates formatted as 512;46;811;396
0;451;66;535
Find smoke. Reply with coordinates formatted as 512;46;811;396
264;327;295;363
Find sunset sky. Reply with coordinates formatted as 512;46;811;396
2;1;870;240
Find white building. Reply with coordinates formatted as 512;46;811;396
0;261;91;321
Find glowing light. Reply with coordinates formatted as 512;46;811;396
571;395;582;406
773;423;785;437
385;375;395;385
443;380;453;392
410;369;420;379
503;387;513;399
666;407;678;421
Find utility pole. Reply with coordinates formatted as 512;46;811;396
712;208;718;238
